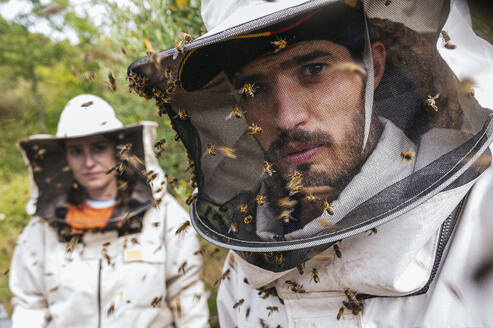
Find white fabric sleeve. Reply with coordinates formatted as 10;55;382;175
9;218;50;328
217;251;238;328
163;194;209;328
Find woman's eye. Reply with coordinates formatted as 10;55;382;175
69;148;82;156
92;144;108;153
303;63;327;76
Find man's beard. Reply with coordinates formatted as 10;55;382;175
264;112;368;193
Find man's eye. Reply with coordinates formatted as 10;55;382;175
303;63;327;76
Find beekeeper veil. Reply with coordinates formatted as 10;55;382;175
127;0;493;271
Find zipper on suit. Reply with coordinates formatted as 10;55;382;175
98;258;102;328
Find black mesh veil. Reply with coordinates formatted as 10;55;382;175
127;0;493;271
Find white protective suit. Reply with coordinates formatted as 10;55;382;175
9;95;209;328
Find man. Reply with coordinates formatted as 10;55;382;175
128;0;493;326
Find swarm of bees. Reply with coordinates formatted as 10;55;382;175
271;38;287;53
401;151;416;164
425;93;440;112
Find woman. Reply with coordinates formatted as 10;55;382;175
10;94;209;328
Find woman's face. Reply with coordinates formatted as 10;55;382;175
65;135;118;200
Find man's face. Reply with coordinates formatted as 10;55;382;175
235;40;373;191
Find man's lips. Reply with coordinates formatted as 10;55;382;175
281;143;322;166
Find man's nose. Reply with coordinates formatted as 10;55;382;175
273;76;309;131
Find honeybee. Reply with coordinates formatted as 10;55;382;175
384;0;391;6
243;277;250;284
233;298;245;309
331;62;367;78
304;192;317;201
296;263;305;275
311;268;320;283
206;144;216;156
243;215;253;224
425;93;440;112
441;30;451;42
263;161;275;176
186;194;197;205
107;304;115;317
154;138;166;150
333;244;342;258
219;146;237;159
151;296;163;308
174;40;186;56
179;32;193;43
175;221;191;235
228;222;239;234
80;71;96;81
226;106;244;120
279;209;294;224
240;203;248;213
81;101;93;108
108;72;117;91
119;143;132;155
245;306;251;319
164;66;172;79
274;252;284;264
266;306;279;316
256;194;266;205
33;166;42;173
260;319;269;328
368;227;378;236
271;38;287;53
323;201;334;215
240;83;256;98
278;197;297;208
444;42;456;49
121;47;127;55
174;109;190;120
193;294;202;303
174;133;180;141
459;77;476;96
401;151;416;164
248;123;263;135
337;306;344;320
65;235;80;254
178;261;187;274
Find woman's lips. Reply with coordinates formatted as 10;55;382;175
282;144;322;166
85;171;103;179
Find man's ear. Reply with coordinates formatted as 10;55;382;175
371;42;386;90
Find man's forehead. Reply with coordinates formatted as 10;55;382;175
235;40;352;78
